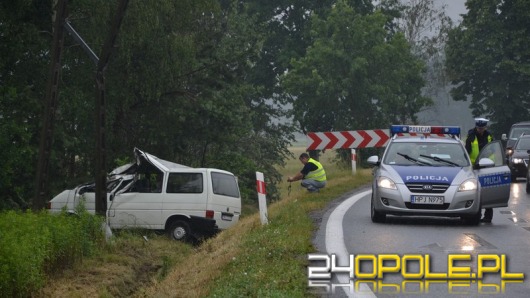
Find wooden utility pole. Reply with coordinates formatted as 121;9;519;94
33;0;129;214
33;0;68;210
94;0;129;215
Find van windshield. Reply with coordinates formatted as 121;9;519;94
509;127;530;139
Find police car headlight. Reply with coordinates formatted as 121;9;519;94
458;179;477;192
512;158;524;164
377;176;397;190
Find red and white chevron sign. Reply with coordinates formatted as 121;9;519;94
306;129;391;150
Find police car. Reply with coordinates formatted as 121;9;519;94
367;125;510;225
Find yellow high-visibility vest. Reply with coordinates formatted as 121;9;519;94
469;135;493;163
305;158;327;182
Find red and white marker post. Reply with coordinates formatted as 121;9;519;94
256;172;268;225
351;149;357;174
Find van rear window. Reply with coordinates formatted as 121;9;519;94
211;172;240;198
167;173;203;193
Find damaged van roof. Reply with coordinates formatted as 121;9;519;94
134;148;190;172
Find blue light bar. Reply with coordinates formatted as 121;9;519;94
390;125;461;137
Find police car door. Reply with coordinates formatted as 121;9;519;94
475;141;511;208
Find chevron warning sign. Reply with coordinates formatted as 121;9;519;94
306;129;391;150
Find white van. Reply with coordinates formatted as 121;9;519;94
47;148;241;241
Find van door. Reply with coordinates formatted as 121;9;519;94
207;170;242;229
476;141;511;208
162;171;208;220
107;174;164;229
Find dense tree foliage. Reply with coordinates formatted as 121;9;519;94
281;0;429;134
1;0;438;210
446;0;530;135
0;0;51;209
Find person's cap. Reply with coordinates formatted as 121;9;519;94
475;118;489;127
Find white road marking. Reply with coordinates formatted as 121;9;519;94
325;189;376;297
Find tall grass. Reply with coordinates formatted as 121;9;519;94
2;147;373;297
0;209;105;297
206;148;372;297
139;147;373;297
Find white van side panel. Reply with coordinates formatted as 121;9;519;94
161;170;209;226
48;189;97;215
108;192;163;229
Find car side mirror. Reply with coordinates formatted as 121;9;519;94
501;133;507;141
367;155;380;166
476;157;495;169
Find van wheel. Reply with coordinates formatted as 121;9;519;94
168;220;190;241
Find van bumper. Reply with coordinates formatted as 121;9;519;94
189;216;218;239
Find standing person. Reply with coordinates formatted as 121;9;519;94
287;153;327;192
465;118;494;223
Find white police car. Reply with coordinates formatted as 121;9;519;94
367;125;510;225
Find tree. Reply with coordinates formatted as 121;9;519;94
282;0;429;135
394;0;454;98
0;0;51;209
0;0;298;209
446;0;530;135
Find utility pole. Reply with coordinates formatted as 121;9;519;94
94;0;129;215
33;0;129;214
33;0;68;210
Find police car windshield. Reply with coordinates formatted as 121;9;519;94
384;142;469;167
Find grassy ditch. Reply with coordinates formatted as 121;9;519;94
138;147;373;297
3;147;373;297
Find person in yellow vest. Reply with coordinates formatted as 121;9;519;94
287;153;327;192
465;118;494;223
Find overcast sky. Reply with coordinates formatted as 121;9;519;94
436;0;467;22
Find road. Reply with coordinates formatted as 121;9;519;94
312;181;530;297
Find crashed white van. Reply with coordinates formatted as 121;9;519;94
48;148;241;241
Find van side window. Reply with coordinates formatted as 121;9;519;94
130;172;162;193
211;172;240;198
166;173;203;193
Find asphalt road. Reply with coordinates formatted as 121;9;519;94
312;181;530;298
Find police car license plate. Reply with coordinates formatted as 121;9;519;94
410;195;444;205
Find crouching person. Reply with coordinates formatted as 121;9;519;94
287;153;327;192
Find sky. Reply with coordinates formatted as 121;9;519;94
436;0;468;22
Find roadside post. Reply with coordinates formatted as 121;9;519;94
256;172;268;225
351;149;357;174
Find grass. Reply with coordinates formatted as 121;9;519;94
0;209;105;297
31;147;373;297
135;147;373;297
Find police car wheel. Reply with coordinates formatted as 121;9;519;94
371;196;386;223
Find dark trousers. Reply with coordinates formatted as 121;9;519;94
482;208;493;220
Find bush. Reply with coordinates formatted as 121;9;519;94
0;209;105;297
